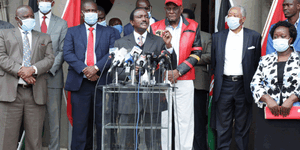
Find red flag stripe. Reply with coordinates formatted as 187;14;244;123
261;0;286;56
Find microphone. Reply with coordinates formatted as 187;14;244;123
158;50;171;66
124;46;143;66
108;47;118;59
108;47;127;73
137;55;146;67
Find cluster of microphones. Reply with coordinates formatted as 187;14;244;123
108;46;171;86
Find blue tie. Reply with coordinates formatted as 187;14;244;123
23;31;31;67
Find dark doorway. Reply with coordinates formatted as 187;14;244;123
96;0;114;14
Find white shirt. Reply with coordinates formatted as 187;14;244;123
166;16;182;65
133;30;147;45
147;17;155;31
84;23;97;66
38;11;51;28
224;28;244;76
18;27;37;84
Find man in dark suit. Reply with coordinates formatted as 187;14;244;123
123;0;159;36
114;7;172;150
0;5;54;150
63;1;115;149
34;0;68;149
0;20;14;29
211;6;261;150
97;5;121;40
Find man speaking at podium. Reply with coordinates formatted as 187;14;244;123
113;7;173;149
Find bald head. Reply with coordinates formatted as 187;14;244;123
136;0;150;7
81;0;97;11
136;0;151;13
16;5;33;17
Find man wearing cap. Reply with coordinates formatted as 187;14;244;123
151;0;202;149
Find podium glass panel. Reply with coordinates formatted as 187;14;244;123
101;85;172;150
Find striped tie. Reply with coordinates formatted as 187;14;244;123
23;31;31;67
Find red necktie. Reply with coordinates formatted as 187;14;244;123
41;16;47;33
87;27;94;66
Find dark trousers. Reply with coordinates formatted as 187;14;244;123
216;77;252;150
193;89;208;150
71;79;102;150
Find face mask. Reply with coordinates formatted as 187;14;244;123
98;20;107;26
273;38;290;52
18;17;36;31
227;17;241;30
113;25;123;34
39;2;52;14
147;10;152;19
83;12;98;25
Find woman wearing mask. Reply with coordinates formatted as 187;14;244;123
251;21;300;150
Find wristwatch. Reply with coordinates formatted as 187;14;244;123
94;65;99;71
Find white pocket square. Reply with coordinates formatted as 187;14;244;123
248;46;255;50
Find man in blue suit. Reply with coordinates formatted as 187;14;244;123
123;0;159;36
63;1;115;149
266;0;300;54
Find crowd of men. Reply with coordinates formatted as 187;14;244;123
1;0;299;150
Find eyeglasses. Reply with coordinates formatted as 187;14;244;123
165;6;179;12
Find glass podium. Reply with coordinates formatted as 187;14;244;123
100;84;173;150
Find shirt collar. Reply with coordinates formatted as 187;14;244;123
295;13;300;28
18;27;32;35
167;16;182;30
133;30;148;40
38;10;52;20
84;23;97;31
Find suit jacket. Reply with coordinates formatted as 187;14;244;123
114;32;166;114
63;24;115;91
123;17;159;36
194;31;212;91
266;20;300;54
0;28;54;104
211;28;261;103
0;20;14;29
34;12;68;88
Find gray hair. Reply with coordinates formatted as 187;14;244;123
228;5;246;17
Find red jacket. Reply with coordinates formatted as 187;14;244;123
151;17;202;80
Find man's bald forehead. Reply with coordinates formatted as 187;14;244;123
16;5;32;16
81;0;97;10
136;0;150;7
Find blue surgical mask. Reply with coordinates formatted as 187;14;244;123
98;20;107;26
39;2;52;14
113;25;123;34
83;12;98;25
19;17;36;31
273;38;290;52
227;17;240;30
147;11;152;19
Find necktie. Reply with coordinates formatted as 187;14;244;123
23;32;31;67
87;27;94;66
138;36;143;47
41;16;47;33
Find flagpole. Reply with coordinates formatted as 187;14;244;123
261;0;278;43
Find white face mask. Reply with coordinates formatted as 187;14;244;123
39;2;52;14
227;17;241;30
273;38;290;52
